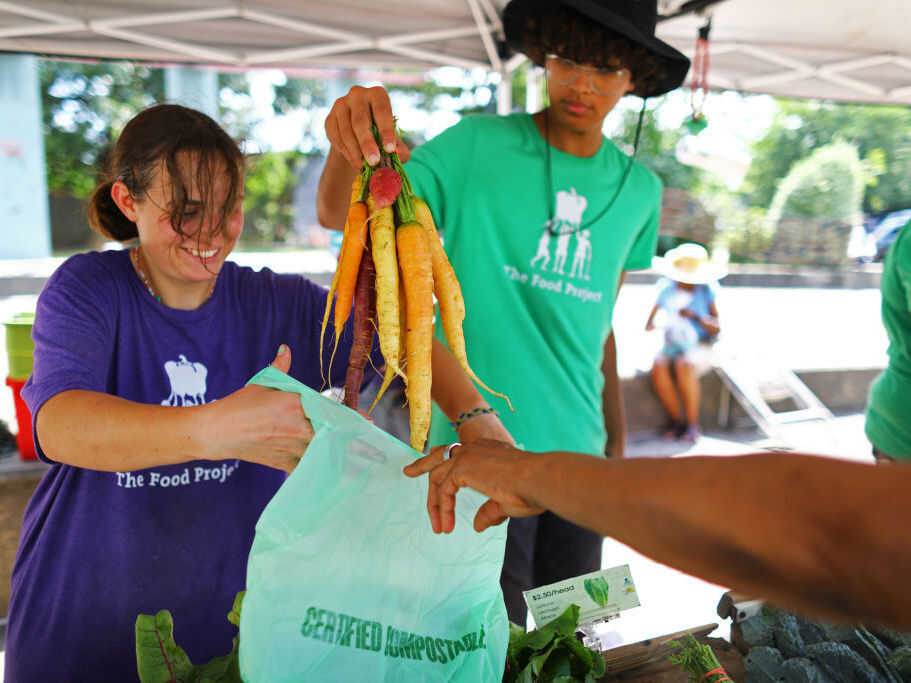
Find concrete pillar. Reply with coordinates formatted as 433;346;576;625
0;55;51;259
496;73;512;115
526;64;544;113
165;66;219;119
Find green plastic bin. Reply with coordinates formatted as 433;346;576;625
4;312;35;380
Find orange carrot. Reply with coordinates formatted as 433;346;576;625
320;172;367;384
396;219;435;452
333;200;369;333
413;196;513;411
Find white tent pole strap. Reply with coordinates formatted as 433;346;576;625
816;71;884;97
245;41;373;66
240;9;367;43
466;0;502;72
818;54;899;74
0;0;72;23
0;22;85;38
377;42;486;70
496;76;511;115
91;7;238;30
383;25;491;47
476;0;504;33
90;24;239;64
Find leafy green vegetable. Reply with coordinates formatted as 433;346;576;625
669;633;732;682
583;577;610;608
506;604;606;683
135;591;245;683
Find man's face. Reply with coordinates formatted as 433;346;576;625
544;54;636;133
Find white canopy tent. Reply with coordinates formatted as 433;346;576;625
1;0;910;107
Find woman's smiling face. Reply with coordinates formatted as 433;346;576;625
132;152;244;288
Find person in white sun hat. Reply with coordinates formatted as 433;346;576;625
645;242;726;442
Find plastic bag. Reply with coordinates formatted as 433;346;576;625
239;367;509;682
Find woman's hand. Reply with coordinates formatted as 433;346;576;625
325;85;411;170
403;440;545;534
200;345;314;473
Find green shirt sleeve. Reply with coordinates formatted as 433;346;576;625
621;168;662;271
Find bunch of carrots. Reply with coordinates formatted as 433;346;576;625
320;124;510;452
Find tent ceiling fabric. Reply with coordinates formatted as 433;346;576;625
1;0;910;105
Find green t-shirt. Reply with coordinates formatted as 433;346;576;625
405;113;662;455
866;221;911;458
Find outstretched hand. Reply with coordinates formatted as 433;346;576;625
325;85;411;170
201;345;314;473
403;440;545;534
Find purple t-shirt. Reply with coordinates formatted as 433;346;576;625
5;250;379;681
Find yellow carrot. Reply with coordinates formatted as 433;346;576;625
368;277;408;414
367;195;405;389
413;196;513;411
396;220;434;452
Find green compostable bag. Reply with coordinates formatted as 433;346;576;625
239;367;509;682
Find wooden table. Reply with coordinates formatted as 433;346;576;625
599;623;745;682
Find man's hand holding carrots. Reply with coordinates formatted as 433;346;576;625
325;85;410;170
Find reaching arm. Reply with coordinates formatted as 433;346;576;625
602;272;628;458
316;85;410;232
36;347;313;473
644;303;661;331
431;338;513;445
413;442;911;629
601;331;625;458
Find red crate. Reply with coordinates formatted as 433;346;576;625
6;376;36;460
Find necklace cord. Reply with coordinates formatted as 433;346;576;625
544;98;647;236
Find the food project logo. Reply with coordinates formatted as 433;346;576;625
161;354;208;406
530;188;593;279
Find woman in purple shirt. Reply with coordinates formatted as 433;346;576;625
4;104;509;682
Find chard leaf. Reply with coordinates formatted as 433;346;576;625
135;610;196;683
136;592;245;683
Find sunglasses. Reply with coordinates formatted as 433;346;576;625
545;54;631;95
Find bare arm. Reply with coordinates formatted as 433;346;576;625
431;338;513;445
418;443;911;629
644;303;660;330
602;273;627;458
601;331;625;458
316;85;410;232
36;347;312;473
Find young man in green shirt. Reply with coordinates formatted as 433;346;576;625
866;220;911;461
317;0;689;625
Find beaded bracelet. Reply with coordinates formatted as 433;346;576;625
451;406;499;430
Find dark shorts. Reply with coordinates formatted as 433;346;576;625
500;512;603;626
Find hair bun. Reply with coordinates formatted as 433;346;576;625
86;180;137;241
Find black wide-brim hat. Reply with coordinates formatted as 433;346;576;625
502;0;691;98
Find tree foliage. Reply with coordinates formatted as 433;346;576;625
41;60;165;198
743;100;911;213
243;150;308;244
613;105;705;191
40;59;252;199
769;141;864;222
